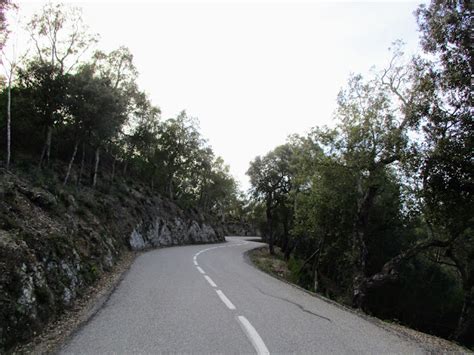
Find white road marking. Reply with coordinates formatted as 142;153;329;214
204;275;217;287
216;290;236;310
192;240;270;354
192;241;249;260
237;316;270;355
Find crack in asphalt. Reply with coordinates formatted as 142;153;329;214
256;287;332;322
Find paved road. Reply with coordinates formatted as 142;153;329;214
61;237;424;354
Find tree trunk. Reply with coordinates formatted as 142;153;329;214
111;155;116;183
92;146;100;188
268;228;274;254
284;239;294;261
312;258;319;292
168;178;174;200
45;126;52;165
6;76;12;170
77;142;85;186
39;126;53;168
353;235;459;311
352;183;378;310
453;286;474;345
63;140;79;185
123;159;128;175
266;198;274;255
281;217;291;260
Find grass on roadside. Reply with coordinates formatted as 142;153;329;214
248;246;299;284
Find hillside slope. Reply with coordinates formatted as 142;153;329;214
0;167;236;352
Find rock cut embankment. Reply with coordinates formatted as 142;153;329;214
0;169;224;352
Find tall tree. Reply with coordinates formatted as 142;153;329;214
17;60;69;163
92;46;138;92
247;144;293;254
414;0;473;344
0;0;13;51
1;6;27;170
155;111;204;200
27;2;97;166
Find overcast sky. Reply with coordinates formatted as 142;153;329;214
15;0;427;191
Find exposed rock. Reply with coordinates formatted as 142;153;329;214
129;217;220;251
0;171;225;352
17;185;58;209
129;228;146;250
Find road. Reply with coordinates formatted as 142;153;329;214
61;237;424;354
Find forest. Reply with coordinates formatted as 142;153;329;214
0;1;245;221
246;0;472;347
0;0;472;350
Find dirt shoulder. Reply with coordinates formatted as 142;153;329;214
247;246;471;354
10;251;137;355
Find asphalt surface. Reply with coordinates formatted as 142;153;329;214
61;237;424;354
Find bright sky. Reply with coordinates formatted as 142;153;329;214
13;0;427;191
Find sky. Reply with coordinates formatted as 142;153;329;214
12;0;427;191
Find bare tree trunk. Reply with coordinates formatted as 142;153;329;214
39;126;52;168
282;216;293;260
313;258;319;292
92;146;100;188
266;199;274;255
168;178;174;200
39;131;47;168
45;126;52;165
77;142;85;186
6;76;12;170
63;140;79;185
111;155;116;183
123;159;128;175
268;226;275;254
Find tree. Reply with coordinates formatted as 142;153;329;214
92;46;138;92
154;111;205;200
1;5;27;170
27;1;97;166
28;2;97;74
17;60;69;165
247;144;293;254
121;90;160;177
0;0;13;51
414;0;473;344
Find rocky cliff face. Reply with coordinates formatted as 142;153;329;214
129;218;220;250
0;170;224;352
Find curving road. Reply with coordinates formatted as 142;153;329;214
61;237;424;354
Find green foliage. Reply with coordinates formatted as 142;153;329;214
246;1;472;346
0;2;243;229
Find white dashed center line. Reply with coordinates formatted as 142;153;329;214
204;275;217;288
238;316;270;355
216;289;236;310
193;240;269;354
